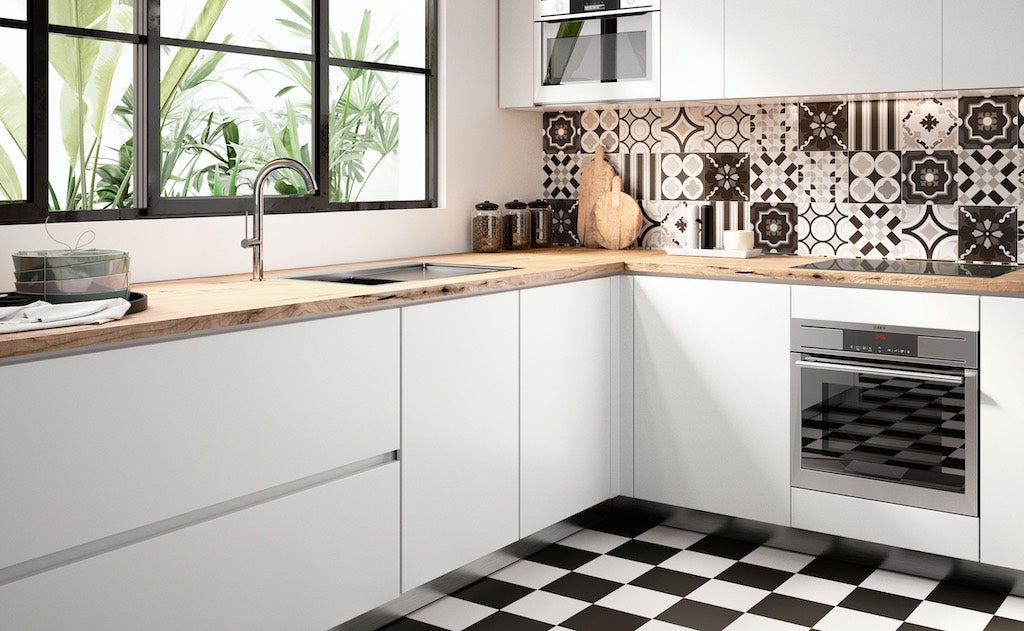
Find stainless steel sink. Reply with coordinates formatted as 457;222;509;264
283;262;517;285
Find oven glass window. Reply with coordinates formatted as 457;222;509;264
800;368;967;493
541;14;652;86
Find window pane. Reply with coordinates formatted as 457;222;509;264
1;3;26;20
49;0;135;33
0;27;27;202
161;0;312;55
330;1;426;68
160;47;313;197
49;34;134;210
329;67;425;202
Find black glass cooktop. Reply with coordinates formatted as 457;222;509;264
793;258;1021;278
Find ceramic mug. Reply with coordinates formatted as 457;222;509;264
723;230;755;251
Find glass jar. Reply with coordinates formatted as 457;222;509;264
471;201;502;253
527;200;553;248
502;200;531;250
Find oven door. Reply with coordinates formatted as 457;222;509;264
791;354;978;516
534;11;660;105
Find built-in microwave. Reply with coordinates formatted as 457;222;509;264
534;0;661;106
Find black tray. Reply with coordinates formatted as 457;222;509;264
0;291;148;314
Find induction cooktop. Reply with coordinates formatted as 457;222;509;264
793;258;1021;278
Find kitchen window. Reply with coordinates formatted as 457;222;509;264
0;0;437;224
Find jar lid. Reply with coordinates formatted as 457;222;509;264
504;200;527;209
475;201;499;210
527;199;550;209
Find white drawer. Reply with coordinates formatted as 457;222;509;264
792;286;979;331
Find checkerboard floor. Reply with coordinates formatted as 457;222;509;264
380;515;1024;631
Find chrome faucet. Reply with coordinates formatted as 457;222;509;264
241;158;319;281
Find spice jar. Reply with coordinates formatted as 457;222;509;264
472;201;502;253
527;200;553;248
502;200;531;250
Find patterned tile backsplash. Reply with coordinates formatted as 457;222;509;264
541;92;1024;262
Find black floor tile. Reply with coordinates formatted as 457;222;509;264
608;540;680;565
897;624;942;631
986;617;1024;630
561;605;648;631
379;620;448;631
800;556;877;585
716;562;793;591
588;511;664;538
527;544;600;570
451;578;533;609
542;572;621;602
464;612;553;631
840;587;922;620
749;593;831;627
630;567;708;598
656;598;743;631
927;581;1008;614
686;535;759;560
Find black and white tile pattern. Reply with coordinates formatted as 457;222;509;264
959;206;1018;264
848;99;899;151
960;95;1019;149
544;112;582;154
703;105;755;153
900;203;959;261
901;97;959;152
799;152;848;204
385;519;1024;631
797;202;853;257
751;202;798;254
848;151;902;204
903;151;958;204
751;103;799;153
704;153;750;202
750;152;800;204
659;153;705;201
543;152;582;199
580;109;620;154
849;203;902;258
798;102;849;151
957;147;1021;206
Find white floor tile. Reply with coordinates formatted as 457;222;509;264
660;549;735;578
634;526;706;551
596;584;683;618
576;554;654;583
859;568;939;600
501;590;589;625
740;546;815;573
905;600;994;631
724;613;809;631
489;560;570;589
408;596;496;631
775;574;858;606
997;594;1024;621
557;529;631;554
814;606;903;631
685;579;771;612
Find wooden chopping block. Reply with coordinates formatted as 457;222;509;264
577;144;616;248
594;176;643;250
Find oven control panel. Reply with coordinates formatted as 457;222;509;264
537;0;657;18
842;330;919;357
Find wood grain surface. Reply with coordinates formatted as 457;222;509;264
593;176;643;250
577;145;616;248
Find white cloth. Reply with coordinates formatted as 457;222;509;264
0;298;132;333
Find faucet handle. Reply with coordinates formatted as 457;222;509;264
240;237;260;249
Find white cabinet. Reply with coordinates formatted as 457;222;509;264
520;279;613;537
634;277;791;526
0;462;400;631
0;310;400;570
499;0;535;108
401;292;520;591
723;0;941;98
942;0;1024;90
980;297;1024;571
661;0;725;101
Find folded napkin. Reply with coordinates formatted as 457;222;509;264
0;298;132;334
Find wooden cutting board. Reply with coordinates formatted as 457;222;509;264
594;176;643;250
577;145;616;248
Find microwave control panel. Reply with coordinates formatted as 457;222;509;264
842;330;919;357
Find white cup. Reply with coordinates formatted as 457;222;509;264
723;230;755;251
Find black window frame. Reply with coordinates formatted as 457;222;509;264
0;0;438;225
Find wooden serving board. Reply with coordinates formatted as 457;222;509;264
577;145;616;248
594;176;643;250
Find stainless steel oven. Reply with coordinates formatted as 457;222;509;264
534;0;660;105
791;319;979;516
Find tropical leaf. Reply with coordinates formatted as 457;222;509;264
0;62;27;158
0;143;23;201
159;0;229;113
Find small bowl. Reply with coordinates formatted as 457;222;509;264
15;272;130;296
723;230;755;251
14;257;130;282
12;249;129;273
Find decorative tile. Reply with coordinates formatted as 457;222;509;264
543;152;582;199
750;152;800;204
659;153;704;201
751;103;799;153
848;204;902;258
1019;219;1024;261
639;200;689;249
704;153;750;202
900;96;959;152
714;202;751;245
580;109;620;154
702;105;755;152
751;203;798;254
960;95;1019;149
899;204;959;260
798;102;849;151
848;151;902;204
799;152;849;203
621;151;659;202
654;105;707;153
903;151;958;204
548;199;580;246
797;203;853;257
543;112;582;154
848;100;899;150
957;147;1020;206
959;206;1018;263
618;106;660;153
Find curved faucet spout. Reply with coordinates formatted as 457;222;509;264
242;158;319;282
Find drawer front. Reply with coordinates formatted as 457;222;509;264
0;309;399;569
792;286;979;331
0;462;400;631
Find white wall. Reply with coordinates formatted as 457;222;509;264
0;0;541;290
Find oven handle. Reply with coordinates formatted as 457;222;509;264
794;359;964;385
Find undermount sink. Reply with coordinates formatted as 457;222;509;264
283;262;518;285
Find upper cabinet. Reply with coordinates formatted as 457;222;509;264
723;0;942;99
499;0;535;108
942;0;1024;90
661;0;725;101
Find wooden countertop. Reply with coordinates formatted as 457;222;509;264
3;248;1023;361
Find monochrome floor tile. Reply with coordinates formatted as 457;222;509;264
502;591;590;626
610;541;683;566
654;105;708;153
958;206;1018;264
751;103;799;152
903;151;958;204
960;95;1019;149
543;153;581;199
596;585;683;619
750;202;798;254
899;204;958;261
703;105;755;152
957;147;1020;206
581;109;620;154
544;112;582;154
848;150;902;204
848;99;899;151
900;96;960;152
798;101;849;151
750;152;800;203
559;529;632;555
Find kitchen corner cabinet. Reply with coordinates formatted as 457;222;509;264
942;0;1024;90
401;292;520;591
520;278;613;537
634;277;791;526
980;297;1024;571
499;0;535;108
661;0;725;102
